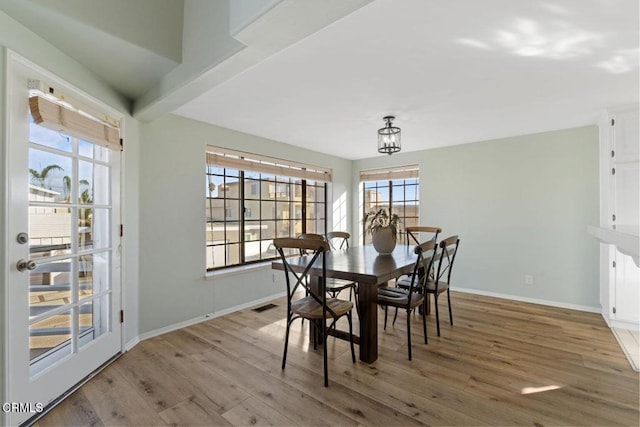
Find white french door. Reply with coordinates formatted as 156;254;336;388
5;53;122;426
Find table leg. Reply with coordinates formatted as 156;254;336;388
357;283;378;363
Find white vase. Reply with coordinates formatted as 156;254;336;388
372;227;396;255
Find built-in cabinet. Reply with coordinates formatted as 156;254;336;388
590;106;639;331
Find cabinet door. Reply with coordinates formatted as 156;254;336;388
613;110;639;163
612;110;639;228
613;250;639;324
614;162;639;227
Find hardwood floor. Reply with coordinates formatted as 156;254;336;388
37;291;639;426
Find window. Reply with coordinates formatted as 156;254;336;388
206;147;331;270
361;166;419;244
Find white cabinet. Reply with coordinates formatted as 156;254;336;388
593;106;639;330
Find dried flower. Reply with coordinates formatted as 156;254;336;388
363;208;401;241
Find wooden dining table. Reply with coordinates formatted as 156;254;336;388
272;243;419;363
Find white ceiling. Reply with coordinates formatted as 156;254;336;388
174;0;639;159
2;0;638;160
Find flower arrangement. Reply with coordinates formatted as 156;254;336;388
363;208;401;241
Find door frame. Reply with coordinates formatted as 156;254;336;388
2;50;125;426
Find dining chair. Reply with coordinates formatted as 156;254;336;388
396;226;442;290
325;231;358;307
377;239;438;360
297;233;325;245
273;237;356;386
406;226;442;246
427;235;460;336
298;233;358;310
326;231;350;250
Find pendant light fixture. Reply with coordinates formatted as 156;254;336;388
377;115;401;155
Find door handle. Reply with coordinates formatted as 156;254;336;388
17;259;36;272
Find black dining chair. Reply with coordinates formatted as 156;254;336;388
396;226;442;291
377;239;438;360
326;231;351;251
273;237;356;387
427;235;460;336
325;231;358;307
389;226;441;326
298;233;358;311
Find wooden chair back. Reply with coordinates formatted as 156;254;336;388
297;233;325;255
433;235;460;287
406;226;442;246
326;231;350;251
297;233;324;240
273;237;334;314
406;239;439;297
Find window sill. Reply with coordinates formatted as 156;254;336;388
205;262;273;280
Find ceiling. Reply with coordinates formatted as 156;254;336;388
2;0;638;160
0;0;184;98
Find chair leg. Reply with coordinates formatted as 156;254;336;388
447;289;453;325
282;317;291;370
347;312;356;363
422;303;428;344
322;318;328;387
434;295;441;337
392;307;398;326
352;285;359;316
406;309;412;361
383;306;388;330
312;320;318;350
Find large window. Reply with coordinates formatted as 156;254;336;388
206;147;330;270
361;166;419;244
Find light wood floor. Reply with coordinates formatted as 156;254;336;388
37;291;639;426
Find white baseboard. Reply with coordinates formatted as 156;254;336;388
128;288;601;350
211;291;287;318
453;287;601;313
124;337;140;352
137;314;216;342
135;291;287;343
608;318;640;332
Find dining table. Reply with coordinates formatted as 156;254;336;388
272;243;419;363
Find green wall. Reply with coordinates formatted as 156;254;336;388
138;113;352;335
354;126;600;309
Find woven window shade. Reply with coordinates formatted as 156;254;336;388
206;146;332;182
29;95;122;151
360;165;419;181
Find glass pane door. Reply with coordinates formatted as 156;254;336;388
5;54;122;427
27;119;114;375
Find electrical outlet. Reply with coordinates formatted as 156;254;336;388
524;274;534;285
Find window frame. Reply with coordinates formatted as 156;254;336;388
361;166;419;245
206;159;328;272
